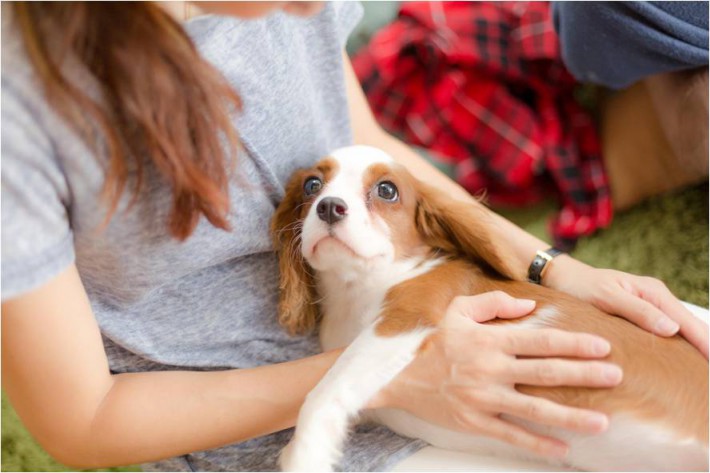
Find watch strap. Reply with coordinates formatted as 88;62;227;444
527;247;563;284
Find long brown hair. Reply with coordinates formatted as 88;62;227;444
12;2;242;240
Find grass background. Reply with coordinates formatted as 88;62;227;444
2;2;708;471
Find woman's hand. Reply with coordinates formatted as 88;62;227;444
545;255;709;359
371;292;623;459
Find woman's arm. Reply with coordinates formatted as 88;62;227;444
342;51;708;358
1;264;342;468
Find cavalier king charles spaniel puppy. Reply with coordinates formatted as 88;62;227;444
271;145;708;472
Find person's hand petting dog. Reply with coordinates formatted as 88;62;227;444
368;291;622;458
545;255;709;359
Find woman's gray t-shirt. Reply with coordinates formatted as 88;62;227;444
1;2;426;470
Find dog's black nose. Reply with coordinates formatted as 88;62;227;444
316;197;348;225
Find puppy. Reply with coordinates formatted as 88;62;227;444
271;145;708;471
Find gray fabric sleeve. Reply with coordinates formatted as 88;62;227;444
333;0;364;47
1;83;75;300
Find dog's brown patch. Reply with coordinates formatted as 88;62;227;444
363;163;429;260
270;157;340;335
375;259;482;336
376;259;708;444
314;157;339;184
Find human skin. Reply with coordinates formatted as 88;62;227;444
2;1;706;469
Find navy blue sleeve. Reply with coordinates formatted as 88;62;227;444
552;1;709;89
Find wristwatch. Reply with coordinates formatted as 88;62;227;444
527;247;564;284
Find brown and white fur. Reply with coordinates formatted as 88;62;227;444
271;145;708;472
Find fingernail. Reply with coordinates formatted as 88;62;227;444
517;299;536;310
604;365;623;384
584;414;609;433
592;338;611;356
655;318;680;336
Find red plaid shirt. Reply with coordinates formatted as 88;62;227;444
352;1;612;249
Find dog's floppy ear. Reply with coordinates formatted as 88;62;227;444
271;170;319;335
415;181;526;281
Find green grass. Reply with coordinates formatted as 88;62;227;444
3;183;707;472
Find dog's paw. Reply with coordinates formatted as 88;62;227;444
279;437;335;472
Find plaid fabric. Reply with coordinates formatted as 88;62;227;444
352;1;612;249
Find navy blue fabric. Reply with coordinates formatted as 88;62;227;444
553;1;709;89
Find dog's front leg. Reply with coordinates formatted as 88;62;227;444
280;325;432;472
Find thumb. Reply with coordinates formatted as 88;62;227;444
450;291;537;323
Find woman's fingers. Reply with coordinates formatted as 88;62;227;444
654;298;709;359
611;279;680;336
499;327;612;358
450;291;536;324
475;415;569;458
504;358;623;387
472;389;609;434
677;315;709;359
636;281;709;359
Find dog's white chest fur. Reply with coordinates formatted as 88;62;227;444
317;257;442;351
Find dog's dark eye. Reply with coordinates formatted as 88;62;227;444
376;181;399;202
303;177;323;196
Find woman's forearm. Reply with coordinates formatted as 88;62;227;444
77;350;341;468
2;266;343;471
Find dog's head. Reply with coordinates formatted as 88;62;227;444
271;145;524;335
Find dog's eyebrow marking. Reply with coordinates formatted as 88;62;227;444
363;163;392;187
315;157;340;181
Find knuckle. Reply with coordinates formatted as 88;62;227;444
481;390;507;412
498;427;520;445
452;411;477;431
648;277;667;291
525;399;543;420
534;333;554;353
498;331;517;350
536;363;559;384
532;439;551;455
461;389;485;406
473;360;497;379
466;389;497;411
472;329;498;349
569;336;585;355
639;306;659;323
600;281;618;298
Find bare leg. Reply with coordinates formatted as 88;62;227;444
601;69;709;210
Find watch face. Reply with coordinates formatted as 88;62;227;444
528;249;562;283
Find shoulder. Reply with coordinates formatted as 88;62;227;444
1;14;57;177
1;6;81;155
2;6;47;114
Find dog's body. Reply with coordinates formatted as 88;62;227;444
271;146;708;471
